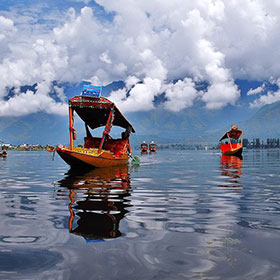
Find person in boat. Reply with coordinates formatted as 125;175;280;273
104;134;113;141
121;128;130;140
229;125;240;142
121;129;132;154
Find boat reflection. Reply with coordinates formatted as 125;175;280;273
57;165;131;242
220;155;243;187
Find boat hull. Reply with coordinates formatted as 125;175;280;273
220;144;243;157
57;146;129;168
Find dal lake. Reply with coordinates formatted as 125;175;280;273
0;149;279;280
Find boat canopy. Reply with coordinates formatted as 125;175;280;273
219;129;242;141
69;96;135;133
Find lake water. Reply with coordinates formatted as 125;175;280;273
0;149;280;280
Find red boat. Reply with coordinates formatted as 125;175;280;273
140;141;148;153
219;125;243;157
57;87;135;168
149;141;157;153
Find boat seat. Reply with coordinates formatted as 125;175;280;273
84;137;128;156
84;137;100;149
104;139;128;157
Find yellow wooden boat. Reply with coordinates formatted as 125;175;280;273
57;86;135;168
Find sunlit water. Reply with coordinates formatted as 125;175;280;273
0;149;280;279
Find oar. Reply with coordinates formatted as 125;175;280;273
52;149;56;161
130;154;140;165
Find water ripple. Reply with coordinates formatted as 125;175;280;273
0;150;279;279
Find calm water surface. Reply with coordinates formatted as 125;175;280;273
0;149;280;279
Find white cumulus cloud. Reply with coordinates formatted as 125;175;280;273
250;79;280;107
163;78;198;112
109;77;162;112
1;0;280;115
247;83;266;96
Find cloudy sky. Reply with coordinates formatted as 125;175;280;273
1;0;280;116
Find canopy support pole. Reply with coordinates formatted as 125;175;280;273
69;106;74;151
98;107;114;153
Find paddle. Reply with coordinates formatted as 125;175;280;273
52;149;56;161
129;154;140;166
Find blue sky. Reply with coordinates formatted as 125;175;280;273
0;0;280;117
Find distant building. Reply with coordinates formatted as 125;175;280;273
2;144;12;148
243;138;249;147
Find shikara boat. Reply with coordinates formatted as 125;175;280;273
219;125;243;157
57;86;135;168
149;141;157;153
140;141;148;153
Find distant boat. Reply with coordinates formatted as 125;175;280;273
219;125;243;157
149;141;157;153
46;145;55;152
140;141;148;153
0;139;7;157
0;150;7;157
57;85;135;168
